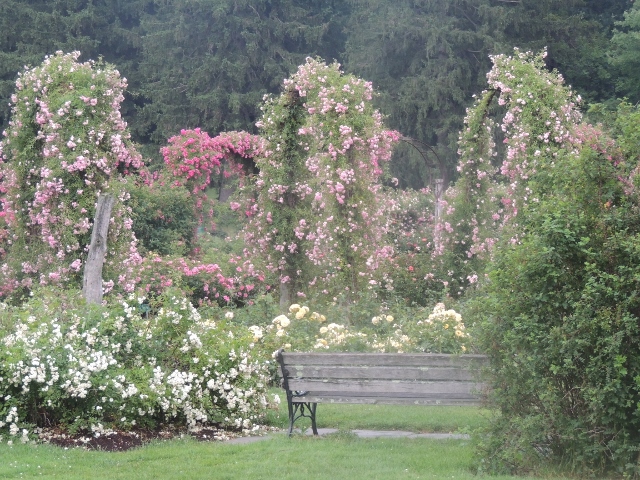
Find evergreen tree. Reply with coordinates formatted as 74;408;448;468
610;1;640;102
136;0;350;157
0;0;146;136
343;0;500;189
496;0;628;104
342;0;630;189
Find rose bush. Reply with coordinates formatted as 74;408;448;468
244;300;472;356
0;287;275;443
242;58;400;306
0;51;143;300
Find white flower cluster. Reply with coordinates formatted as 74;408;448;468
0;293;273;442
422;303;468;339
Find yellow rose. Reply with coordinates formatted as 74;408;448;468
272;314;288;325
289;304;301;313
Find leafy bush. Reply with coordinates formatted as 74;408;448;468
0;288;274;442
127;178;198;256
472;123;640;476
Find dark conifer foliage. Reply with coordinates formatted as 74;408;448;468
0;0;634;180
135;0;350;150
0;0;146;131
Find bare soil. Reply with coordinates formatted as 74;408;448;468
38;425;247;452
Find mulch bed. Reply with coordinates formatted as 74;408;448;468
37;425;260;452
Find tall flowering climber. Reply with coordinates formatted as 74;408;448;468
440;49;584;295
0;51;144;299
243;58;399;306
161;128;265;229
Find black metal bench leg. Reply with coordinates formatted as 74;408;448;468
287;395;296;436
287;401;319;436
310;402;318;435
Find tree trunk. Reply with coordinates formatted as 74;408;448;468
279;280;292;312
83;194;115;304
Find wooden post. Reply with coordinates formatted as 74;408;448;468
434;179;444;250
83;193;115;304
279;280;292;312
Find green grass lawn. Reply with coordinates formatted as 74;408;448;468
0;435;572;480
0;398;572;480
265;401;491;434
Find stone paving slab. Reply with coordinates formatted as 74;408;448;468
311;428;470;439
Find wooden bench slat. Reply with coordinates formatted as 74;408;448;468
281;352;487;368
292;395;483;406
287;378;482;396
286;365;478;381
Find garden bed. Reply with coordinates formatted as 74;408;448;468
37;424;270;452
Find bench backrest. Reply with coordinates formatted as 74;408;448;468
277;351;487;406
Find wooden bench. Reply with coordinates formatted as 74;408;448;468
275;349;488;435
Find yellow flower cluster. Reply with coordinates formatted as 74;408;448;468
310;311;326;322
371;314;394;325
259;302;470;355
289;303;326;321
272;314;290;337
422;303;468;339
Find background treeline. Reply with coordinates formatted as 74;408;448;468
0;0;636;187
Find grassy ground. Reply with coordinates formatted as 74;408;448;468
264;400;491;434
0;435;572;480
0;398;572;480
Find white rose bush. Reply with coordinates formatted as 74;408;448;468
0;288;273;443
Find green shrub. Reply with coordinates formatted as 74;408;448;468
127;179;198;256
473;129;640;476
